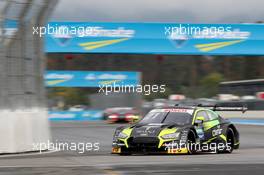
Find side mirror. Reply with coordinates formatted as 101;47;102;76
194;116;205;126
129;115;140;123
132;118;138;123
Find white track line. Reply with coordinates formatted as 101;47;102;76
0;149;59;158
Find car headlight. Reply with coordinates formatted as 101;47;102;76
161;132;180;140
133;115;139;119
117;132;128;139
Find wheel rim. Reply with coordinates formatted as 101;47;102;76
226;131;234;152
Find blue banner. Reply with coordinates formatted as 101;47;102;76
45;22;264;55
5;21;264;55
1;20;17;37
45;71;140;87
49;110;103;121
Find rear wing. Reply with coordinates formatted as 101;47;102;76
197;104;247;113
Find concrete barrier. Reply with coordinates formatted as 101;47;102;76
0;109;50;154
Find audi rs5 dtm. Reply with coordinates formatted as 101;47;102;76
112;105;245;155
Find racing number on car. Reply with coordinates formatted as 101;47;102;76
212;125;222;137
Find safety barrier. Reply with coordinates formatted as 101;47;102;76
0;109;50;153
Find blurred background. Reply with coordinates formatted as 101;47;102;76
45;0;264;119
47;54;264;117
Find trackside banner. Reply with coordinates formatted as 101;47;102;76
44;22;264;55
48;110;103;121
45;71;140;87
4;21;264;55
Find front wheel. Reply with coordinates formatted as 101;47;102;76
187;130;197;154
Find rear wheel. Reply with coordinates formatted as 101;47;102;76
219;128;234;153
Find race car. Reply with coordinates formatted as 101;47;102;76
112;105;245;155
103;107;140;123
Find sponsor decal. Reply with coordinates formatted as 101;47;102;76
195;40;245;52
151;108;194;114
48;25;135;49
49;113;76;119
193;29;250;39
168;26;250;52
48;110;103;121
212;126;223;136
79;38;129;50
45;73;74;86
169;32;189;48
45;71;139;87
51;26;73;46
86;73;127;85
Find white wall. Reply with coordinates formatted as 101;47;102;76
0;109;50;153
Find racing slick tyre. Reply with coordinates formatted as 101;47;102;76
218;128;235;154
187;130;197;154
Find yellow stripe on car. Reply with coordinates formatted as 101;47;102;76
118;127;133;148
203;120;220;131
219;134;227;142
158;128;177;148
167;148;188;154
203;136;217;144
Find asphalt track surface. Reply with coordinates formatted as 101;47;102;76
0;121;264;174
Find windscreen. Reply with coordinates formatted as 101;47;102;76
163;112;192;125
139;110;192;125
139;112;167;123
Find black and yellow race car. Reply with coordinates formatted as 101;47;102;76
112;105;246;155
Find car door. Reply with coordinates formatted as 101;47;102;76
194;110;221;143
194;110;209;142
205;110;223;140
202;110;221;143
